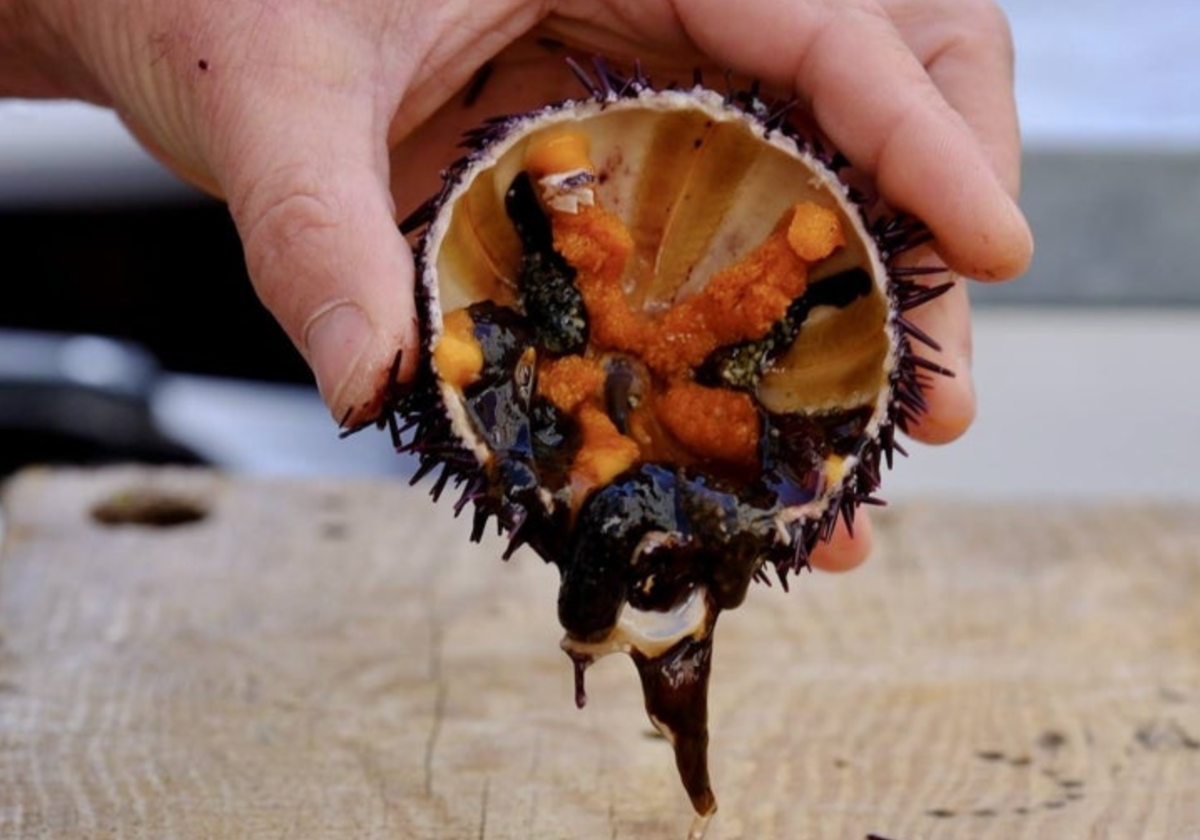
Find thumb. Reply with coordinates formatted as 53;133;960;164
220;107;418;428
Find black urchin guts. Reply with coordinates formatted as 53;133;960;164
367;60;951;839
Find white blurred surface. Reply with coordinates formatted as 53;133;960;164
152;375;410;479
884;306;1200;501
1004;0;1200;147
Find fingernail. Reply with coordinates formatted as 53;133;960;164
304;300;371;412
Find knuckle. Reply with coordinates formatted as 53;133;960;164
887;0;1016;66
236;168;343;279
953;0;1016;60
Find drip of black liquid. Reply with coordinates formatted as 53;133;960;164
566;591;720;821
633;625;718;818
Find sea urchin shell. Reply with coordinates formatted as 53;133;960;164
373;60;950;838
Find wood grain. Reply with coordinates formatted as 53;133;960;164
1;466;1198;839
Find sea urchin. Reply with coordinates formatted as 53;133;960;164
360;59;950;839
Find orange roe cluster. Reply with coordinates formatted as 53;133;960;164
572;404;642;496
536;214;843;495
656;381;761;467
648;206;835;375
538;355;642;498
553;201;843;380
432;307;485;389
537;355;607;413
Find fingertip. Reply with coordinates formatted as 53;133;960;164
894;271;978;445
906;369;976;445
305;298;419;428
679;0;1034;285
903;336;977;446
810;513;873;573
305;299;373;416
931;185;1035;283
870;113;1034;285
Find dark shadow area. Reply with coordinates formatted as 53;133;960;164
1;198;310;477
972;148;1200;309
1;198;310;385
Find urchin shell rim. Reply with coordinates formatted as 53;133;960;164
390;60;952;581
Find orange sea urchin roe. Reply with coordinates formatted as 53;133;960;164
525;132;596;179
655;381;760;468
787;201;846;262
537;355;645;498
433;307;484;389
571;404;641;497
554;202;840;380
524;137;845;488
551;204;653;354
537;355;606;413
646;207;827;376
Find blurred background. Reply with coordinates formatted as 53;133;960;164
1;0;1198;498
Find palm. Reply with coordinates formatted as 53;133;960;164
385;16;722;223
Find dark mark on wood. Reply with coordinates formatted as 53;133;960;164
477;777;490;840
321;521;349;540
1159;686;1188;703
1043;800;1067;810
91;489;208;528
1135;719;1200;751
1038;730;1068;751
926;809;956;819
976;750;1006;762
1009;754;1033;767
971;808;998;818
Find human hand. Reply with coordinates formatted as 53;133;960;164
9;0;1032;570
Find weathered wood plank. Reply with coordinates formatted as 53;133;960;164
1;466;1198;839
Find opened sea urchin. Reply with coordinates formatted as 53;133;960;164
367;61;950;838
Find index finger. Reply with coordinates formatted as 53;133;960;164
881;0;1022;198
677;0;1033;281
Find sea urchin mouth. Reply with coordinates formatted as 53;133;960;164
370;59;950;836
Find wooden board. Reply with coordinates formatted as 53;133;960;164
1;465;1198;839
